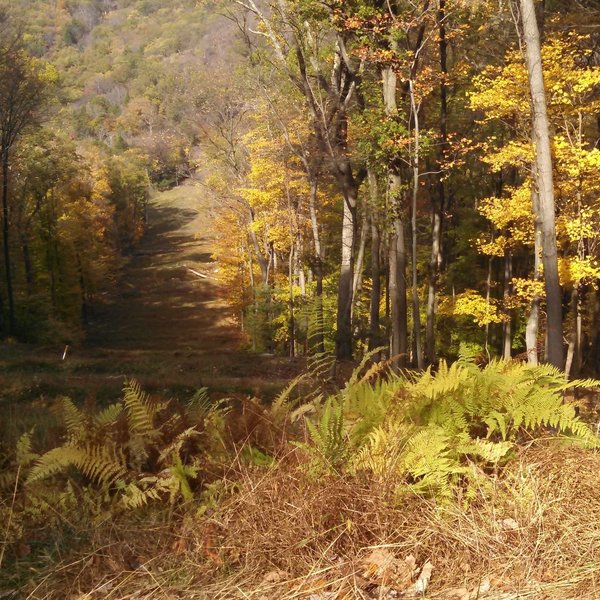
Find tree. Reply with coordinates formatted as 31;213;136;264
0;27;55;334
518;0;564;368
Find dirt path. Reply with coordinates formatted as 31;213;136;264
85;181;239;353
0;182;299;421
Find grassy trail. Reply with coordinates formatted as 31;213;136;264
0;181;298;440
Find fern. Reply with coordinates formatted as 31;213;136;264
270;374;305;425
55;397;87;441
123;379;164;439
27;444;126;487
94;402;124;427
296;398;348;474
304;357;599;501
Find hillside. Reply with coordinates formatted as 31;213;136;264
1;1;600;599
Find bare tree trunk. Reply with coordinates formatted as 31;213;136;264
485;255;493;357
526;186;542;365
308;177;325;353
409;80;424;370
368;169;382;351
336;184;357;360
383;66;409;368
503;252;512;360
589;286;600;376
389;212;408;369
248;209;269;285
425;0;448;366
21;233;34;296
519;0;564;369
352;200;369;322
247;242;258;352
565;285;582;378
288;246;295;358
2;153;15;334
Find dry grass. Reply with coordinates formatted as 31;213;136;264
15;442;600;600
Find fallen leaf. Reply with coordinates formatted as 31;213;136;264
470;576;491;598
403;561;433;597
361;548;414;589
362;548;396;581
262;569;289;584
500;518;519;531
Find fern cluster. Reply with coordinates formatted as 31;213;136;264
297;357;599;500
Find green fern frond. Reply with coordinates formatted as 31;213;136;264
345;347;386;389
296;397;348;473
123;379;163;440
270;374;305;424
56;397;86;439
186;387;212;421
16;431;38;467
27;444;126;487
94;403;124;427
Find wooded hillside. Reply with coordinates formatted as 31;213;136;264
1;2;600;599
0;0;599;376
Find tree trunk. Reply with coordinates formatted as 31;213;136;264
409;80;424;370
389;213;408;369
425;0;448;366
485;255;493;357
503;252;512;360
2;153;15;334
352;199;369;318
526;186;542;365
308;176;325;353
248;208;269;285
589;285;600;376
335;182;357;360
382;66;409;368
21;234;34;296
288;245;295;358
519;0;564;368
368;170;382;351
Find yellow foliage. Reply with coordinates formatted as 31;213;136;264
476;183;534;255
558;256;600;287
441;290;505;326
511;277;545;303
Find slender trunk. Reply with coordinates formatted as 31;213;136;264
2;154;15;334
368;170;381;351
382;65;409;367
352;200;369;318
576;287;582;376
288;246;295;358
248;209;269;285
409;80;424;370
21;233;34;296
484;255;493;357
76;253;88;325
503;252;512;360
519;0;564;368
425;0;448;366
526;186;542;365
590;286;600;376
565;285;582;378
248;243;258;352
335;185;357;360
389;214;408;369
308;176;325;353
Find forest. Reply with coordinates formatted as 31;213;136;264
0;0;600;598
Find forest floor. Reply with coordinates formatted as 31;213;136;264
0;180;301;440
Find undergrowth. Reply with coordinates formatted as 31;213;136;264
0;357;599;598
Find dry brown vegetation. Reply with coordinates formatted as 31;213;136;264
10;443;599;600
